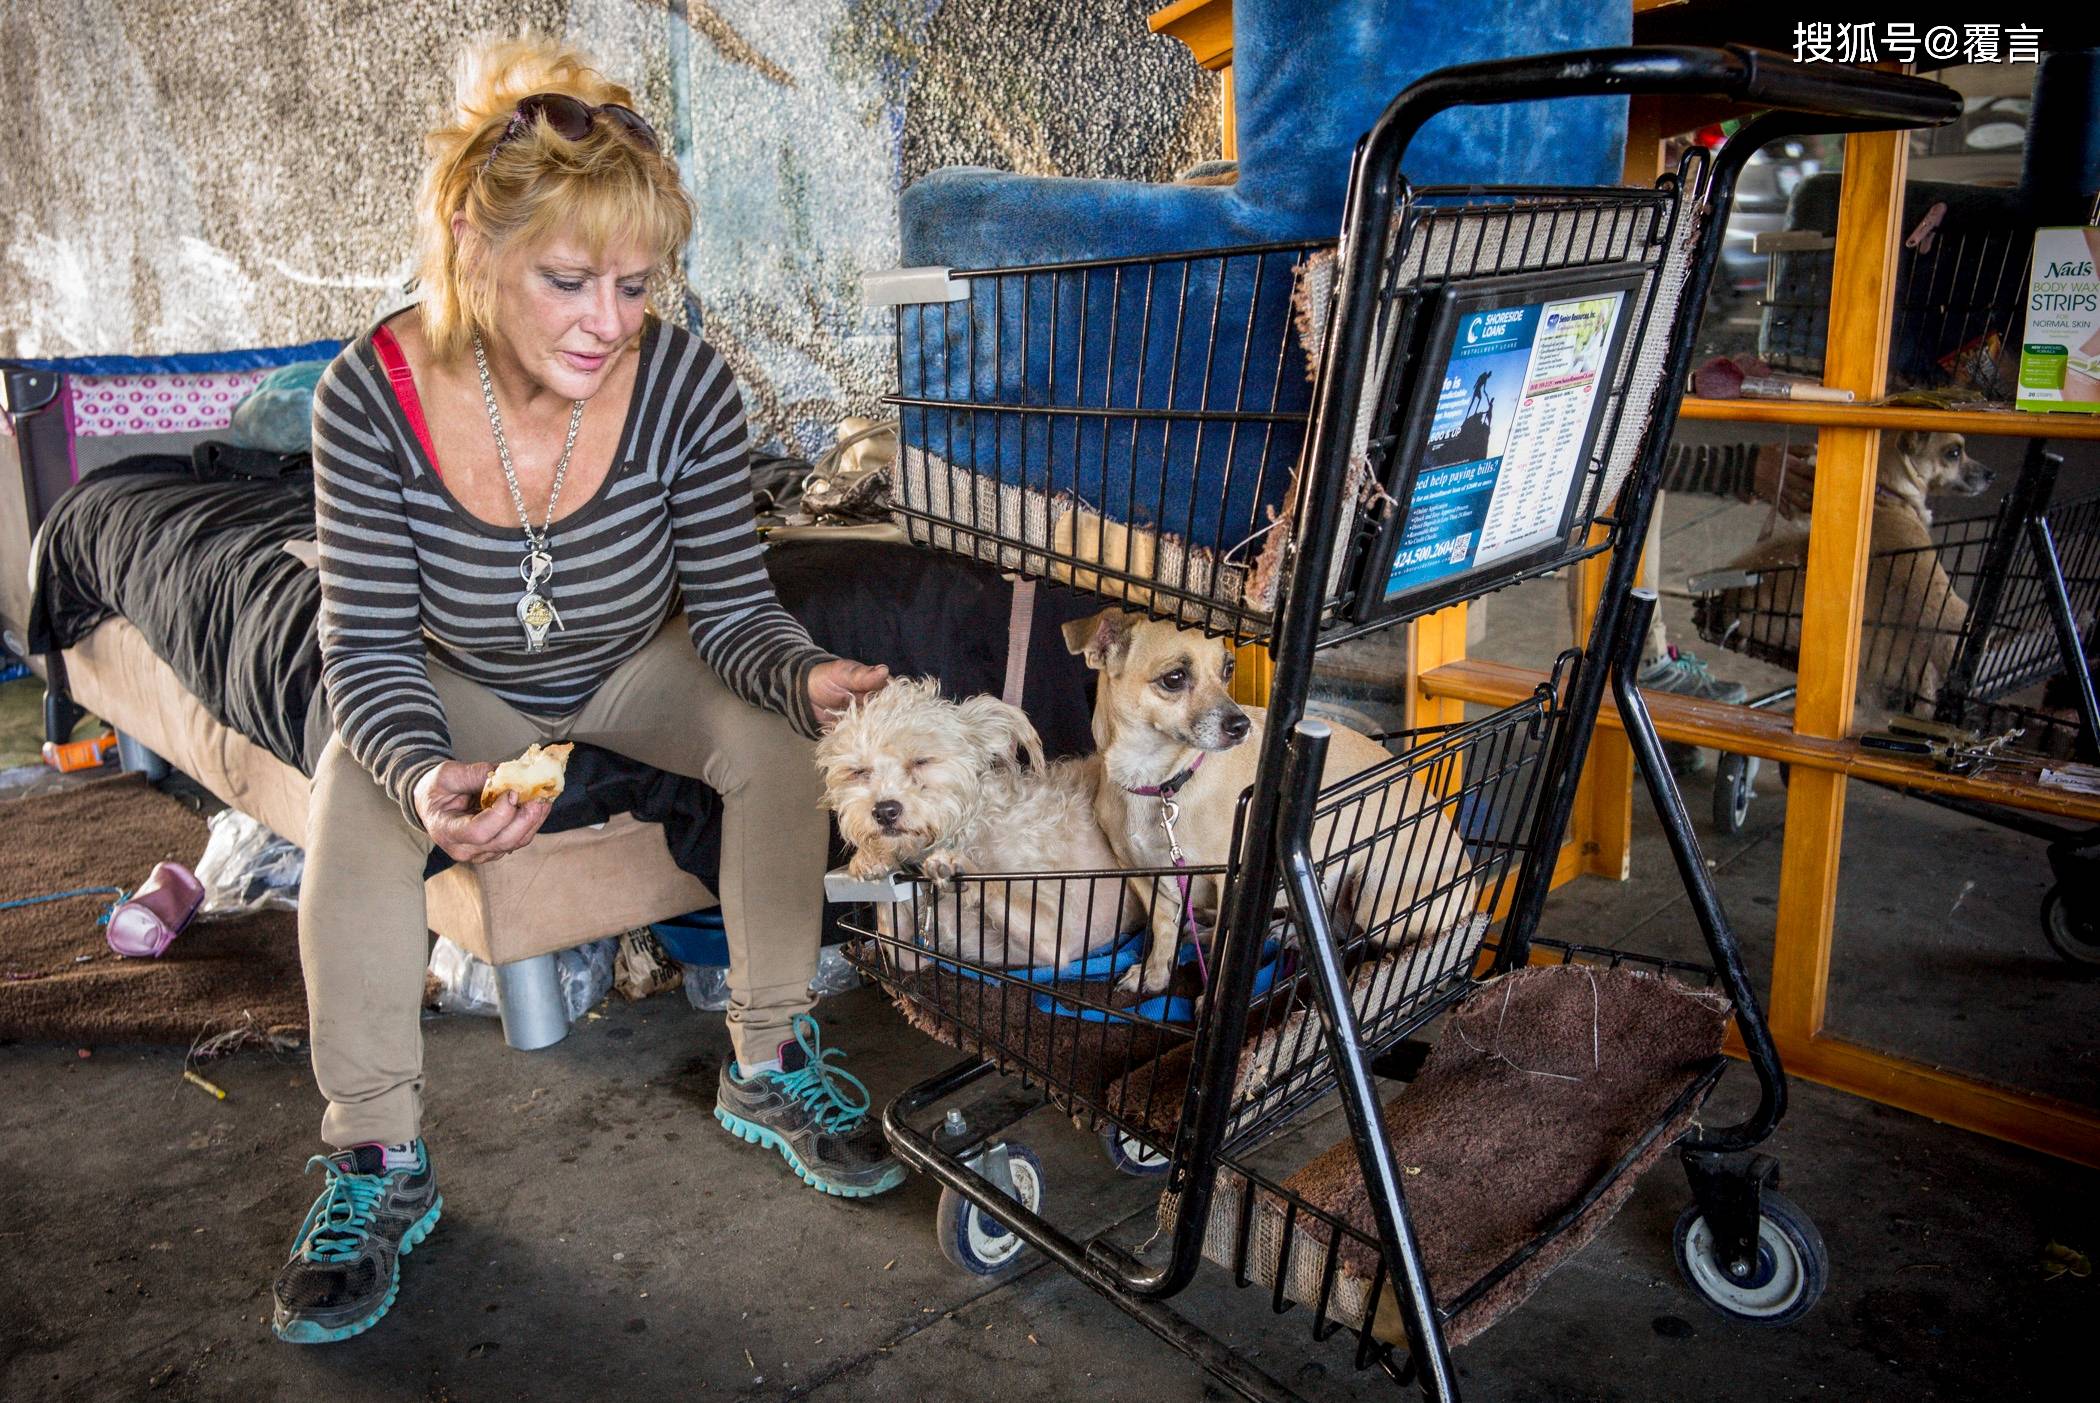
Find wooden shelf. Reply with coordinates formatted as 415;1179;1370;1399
1421;658;2100;823
1148;0;1233;69
1680;396;2100;439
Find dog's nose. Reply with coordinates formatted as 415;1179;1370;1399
872;799;902;828
1222;711;1251;742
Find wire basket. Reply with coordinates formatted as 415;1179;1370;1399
877;180;1696;645
1691;488;2100;751
839;686;1564;1154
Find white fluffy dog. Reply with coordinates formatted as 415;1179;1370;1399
816;679;1129;971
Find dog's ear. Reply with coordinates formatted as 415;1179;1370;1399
1060;608;1139;672
1894;430;1929;463
955;696;1047;771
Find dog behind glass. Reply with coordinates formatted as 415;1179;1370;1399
1705;430;1994;721
816;678;1128;972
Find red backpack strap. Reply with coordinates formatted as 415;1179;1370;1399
371;324;441;479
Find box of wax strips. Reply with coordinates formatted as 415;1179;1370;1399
2018;226;2100;414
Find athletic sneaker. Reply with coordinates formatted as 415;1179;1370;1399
714;1013;905;1198
1638;647;1750;706
271;1140;442;1344
1636;647;1747;775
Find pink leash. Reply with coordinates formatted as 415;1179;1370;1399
1123;753;1210;988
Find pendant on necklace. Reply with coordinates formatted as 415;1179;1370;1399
517;592;560;651
517;550;562;652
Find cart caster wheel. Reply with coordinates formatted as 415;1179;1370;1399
1673;1190;1827;1327
1713;753;1757;835
2041;885;2100;972
936;1143;1044;1279
1100;1126;1171;1177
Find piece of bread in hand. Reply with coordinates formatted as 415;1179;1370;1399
479;742;574;809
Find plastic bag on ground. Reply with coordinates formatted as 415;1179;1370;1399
683;962;731;1012
429;935;618;1022
557;937;617;1019
809;944;861;997
428;936;501;1017
681;944;860;1013
196;809;304;917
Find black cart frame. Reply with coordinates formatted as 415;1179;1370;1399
850;47;1959;1401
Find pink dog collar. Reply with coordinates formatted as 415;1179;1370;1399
1121;753;1210;988
1121;752;1205;799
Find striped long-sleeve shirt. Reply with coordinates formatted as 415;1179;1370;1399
311;315;834;827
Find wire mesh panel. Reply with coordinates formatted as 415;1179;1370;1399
1762;214;2031;397
888;243;1330;641
840;868;1206;1133
1214;691;1561;1151
878;173;1702;645
838;687;1565;1155
1691;488;2100;751
1957;491;2100;708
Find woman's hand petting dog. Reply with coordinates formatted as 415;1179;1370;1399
413;760;552;865
808;658;892;728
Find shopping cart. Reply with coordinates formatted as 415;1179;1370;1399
838;48;1958;1401
1690;439;2100;965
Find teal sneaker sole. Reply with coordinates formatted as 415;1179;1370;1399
272;1196;443;1345
714;1106;905;1199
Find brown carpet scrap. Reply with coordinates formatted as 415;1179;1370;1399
1;776;306;1046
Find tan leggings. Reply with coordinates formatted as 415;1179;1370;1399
299;618;828;1148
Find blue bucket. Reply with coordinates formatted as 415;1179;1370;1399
651;909;728;967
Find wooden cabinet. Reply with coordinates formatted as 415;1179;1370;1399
1154;0;2100;1163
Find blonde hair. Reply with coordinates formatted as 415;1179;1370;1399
414;33;694;361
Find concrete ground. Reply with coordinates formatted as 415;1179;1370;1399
6;783;2094;1398
5;479;2098;1401
0;938;2092;1403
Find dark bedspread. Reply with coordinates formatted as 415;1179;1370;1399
28;456;323;769
26;455;1100;892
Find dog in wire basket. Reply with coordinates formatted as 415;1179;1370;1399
816;678;1130;972
1700;429;1994;721
1064;610;1479;997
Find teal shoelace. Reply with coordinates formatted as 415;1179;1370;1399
1649;650;1707;678
294;1155;390;1263
769;1013;873;1135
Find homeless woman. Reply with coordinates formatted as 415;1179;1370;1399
274;33;901;1344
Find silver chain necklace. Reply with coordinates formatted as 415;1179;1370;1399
474;332;585;652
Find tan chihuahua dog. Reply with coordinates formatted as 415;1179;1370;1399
1707;430;1994;719
1063;609;1477;996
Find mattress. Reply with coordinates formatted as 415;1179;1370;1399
59;615;714;967
25;456;736;885
25;454;1108;961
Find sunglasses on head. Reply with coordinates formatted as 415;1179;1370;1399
482;92;660;171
